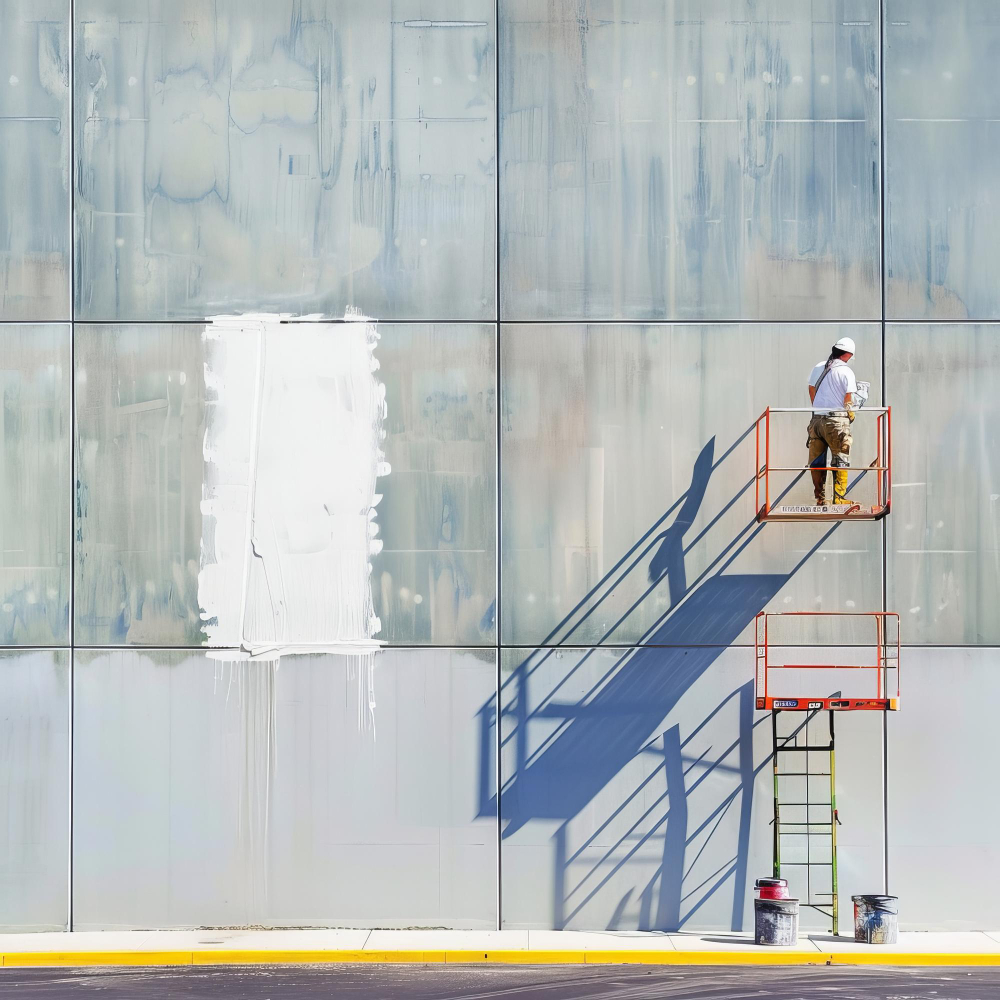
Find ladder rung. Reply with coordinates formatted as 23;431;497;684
774;745;835;752
766;466;888;472
778;861;834;866
775;772;832;777
771;663;877;670
775;802;833;807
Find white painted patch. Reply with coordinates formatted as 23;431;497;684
199;311;389;656
199;320;260;645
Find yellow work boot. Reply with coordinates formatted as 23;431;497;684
833;468;851;504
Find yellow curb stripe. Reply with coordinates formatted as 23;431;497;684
2;952;194;967
826;952;1000;967
3;950;1000;968
587;951;827;965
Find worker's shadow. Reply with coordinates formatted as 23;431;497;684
478;433;836;931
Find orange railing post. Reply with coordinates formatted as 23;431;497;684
886;406;892;511
765;408;771;512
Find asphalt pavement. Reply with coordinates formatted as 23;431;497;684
1;964;999;999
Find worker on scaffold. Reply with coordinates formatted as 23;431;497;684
806;336;861;507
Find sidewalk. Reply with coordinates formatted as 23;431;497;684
0;929;998;967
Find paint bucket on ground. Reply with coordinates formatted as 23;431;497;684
851;895;898;944
755;877;789;900
754;897;799;946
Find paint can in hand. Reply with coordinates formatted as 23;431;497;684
851;895;898;944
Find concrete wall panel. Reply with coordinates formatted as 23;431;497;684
888;648;1000;930
74;0;496;321
0;1;70;321
0;649;69;931
887;324;1000;644
886;1;1000;318
501;0;880;321
0;326;71;645
501;323;884;647
73;647;497;930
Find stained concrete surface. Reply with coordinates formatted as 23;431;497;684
2;966;1000;1000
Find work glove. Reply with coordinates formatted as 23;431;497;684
848;409;856;423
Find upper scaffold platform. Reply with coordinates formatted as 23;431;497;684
755;406;891;522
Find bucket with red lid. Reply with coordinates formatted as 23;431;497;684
755;877;789;900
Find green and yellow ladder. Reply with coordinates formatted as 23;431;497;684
772;709;840;935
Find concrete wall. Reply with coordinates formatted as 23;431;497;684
0;0;997;932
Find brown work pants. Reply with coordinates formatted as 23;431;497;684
807;413;852;504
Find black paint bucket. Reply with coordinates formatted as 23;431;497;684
754;897;799;946
851;894;899;944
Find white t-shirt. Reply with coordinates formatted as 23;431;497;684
808;359;857;411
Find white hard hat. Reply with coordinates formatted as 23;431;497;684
833;336;856;355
